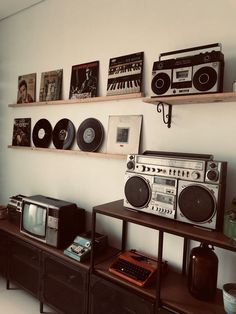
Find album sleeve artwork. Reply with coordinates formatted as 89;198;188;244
12;118;31;147
106;52;144;96
69;61;99;99
39;69;63;101
17;73;36;104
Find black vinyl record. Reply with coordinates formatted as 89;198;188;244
32;118;52;148
77;118;104;152
52;118;75;149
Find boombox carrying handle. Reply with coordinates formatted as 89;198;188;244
159;43;222;61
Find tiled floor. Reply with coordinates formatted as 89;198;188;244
0;276;56;314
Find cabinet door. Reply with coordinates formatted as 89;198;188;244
0;231;7;277
42;253;89;314
89;275;155;314
8;237;40;297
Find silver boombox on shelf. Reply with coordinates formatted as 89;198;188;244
124;151;227;231
151;43;224;97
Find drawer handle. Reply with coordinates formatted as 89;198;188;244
68;275;77;282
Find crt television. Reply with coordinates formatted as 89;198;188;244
20;195;85;249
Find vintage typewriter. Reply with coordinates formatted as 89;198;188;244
109;249;166;287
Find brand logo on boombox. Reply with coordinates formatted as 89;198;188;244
124;152;227;231
151;43;224;97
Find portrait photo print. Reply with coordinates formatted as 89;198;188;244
17;73;36;104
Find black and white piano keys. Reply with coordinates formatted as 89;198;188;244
107;76;141;95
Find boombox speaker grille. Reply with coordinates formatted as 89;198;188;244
125;176;150;208
178;185;215;222
151;73;171;95
193;66;217;91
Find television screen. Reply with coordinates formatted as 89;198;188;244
22;203;46;238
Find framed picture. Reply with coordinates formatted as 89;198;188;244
17;73;36;104
106;115;143;154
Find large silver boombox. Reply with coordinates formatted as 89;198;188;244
124;152;227;231
151;43;224;97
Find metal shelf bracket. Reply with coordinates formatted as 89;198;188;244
156;102;172;128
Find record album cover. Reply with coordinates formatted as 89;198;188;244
17;73;36;104
106;52;144;96
12;118;31;147
39;69;63;101
106;115;143;154
69;61;99;99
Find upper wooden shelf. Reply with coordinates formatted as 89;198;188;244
93;200;236;252
143;92;236;106
8;145;127;160
8;92;144;107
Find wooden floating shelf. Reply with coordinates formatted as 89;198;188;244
8;93;144;107
8;145;127;160
143;92;236;106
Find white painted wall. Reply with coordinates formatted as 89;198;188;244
0;0;235;288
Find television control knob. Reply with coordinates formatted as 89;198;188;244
191;171;200;180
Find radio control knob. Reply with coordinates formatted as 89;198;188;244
141;165;146;172
209;162;217;168
207;170;219;182
127;161;134;170
191;171;200;180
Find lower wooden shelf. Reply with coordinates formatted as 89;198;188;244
161;271;224;314
93;251;225;314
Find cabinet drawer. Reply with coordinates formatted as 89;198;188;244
9;238;40;268
8;238;40;296
0;231;7;276
43;254;88;292
42;254;89;314
9;259;40;296
43;276;87;314
89;275;155;314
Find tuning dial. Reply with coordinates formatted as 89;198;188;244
191;171;200;180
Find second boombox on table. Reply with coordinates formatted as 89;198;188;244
124;152;227;231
